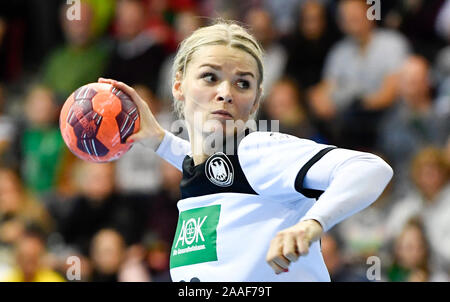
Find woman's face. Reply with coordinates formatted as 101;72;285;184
395;226;427;269
174;44;261;137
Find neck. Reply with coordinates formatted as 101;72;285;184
408;96;431;113
357;30;372;51
189;127;248;166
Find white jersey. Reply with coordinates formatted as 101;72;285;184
155;129;393;282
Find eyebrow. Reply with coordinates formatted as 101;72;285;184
199;63;255;78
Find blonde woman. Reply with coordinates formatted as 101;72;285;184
98;21;393;282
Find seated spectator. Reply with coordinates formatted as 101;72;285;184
118;243;151;282
245;8;287;94
282;0;339;91
57;161;147;256
386;218;448;282
1;228;65;282
308;0;410;149
104;0;166;93
145;239;171;282
41;1;111;101
377;56;449;180
260;77;323;142
13;85;69;196
90;229;126;282
386;147;450;269
321;231;369;282
0;167;53;238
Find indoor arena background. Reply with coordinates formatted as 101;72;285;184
0;0;448;282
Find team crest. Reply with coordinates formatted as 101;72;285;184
205;152;234;187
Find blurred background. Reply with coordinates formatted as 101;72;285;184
0;0;448;282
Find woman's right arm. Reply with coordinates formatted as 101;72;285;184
98;78;191;171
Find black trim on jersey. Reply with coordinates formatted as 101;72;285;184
180;128;258;199
294;147;337;199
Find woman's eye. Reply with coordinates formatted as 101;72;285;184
201;73;216;83
237;80;250;89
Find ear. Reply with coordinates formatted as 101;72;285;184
172;71;185;102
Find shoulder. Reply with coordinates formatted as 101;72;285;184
239;131;317;152
236;131;334;198
373;29;410;49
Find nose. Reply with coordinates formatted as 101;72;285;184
216;81;232;103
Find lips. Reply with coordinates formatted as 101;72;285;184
211;110;233;118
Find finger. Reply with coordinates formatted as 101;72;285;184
98;77;117;85
272;256;290;270
266;236;282;260
296;237;310;256
282;236;299;263
111;81;138;99
267;260;284;274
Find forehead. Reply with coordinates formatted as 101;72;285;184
188;44;258;74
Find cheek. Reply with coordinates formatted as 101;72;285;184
184;84;213;112
235;94;257;118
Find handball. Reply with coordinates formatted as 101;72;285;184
59;82;140;163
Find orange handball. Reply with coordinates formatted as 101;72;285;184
59;83;140;163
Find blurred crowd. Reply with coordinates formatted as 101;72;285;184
0;0;448;282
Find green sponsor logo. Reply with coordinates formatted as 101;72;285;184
170;205;221;268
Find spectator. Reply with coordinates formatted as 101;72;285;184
0;167;53;239
41;1;111;101
260;77;323;141
378;56;449;178
104;0;167;93
309;0;410;149
262;0;333;36
118;243;151;282
1;229;65;282
283;0;339;91
245;8;287;94
386;147;450;269
386;218;448;282
321;231;368;282
90;229;126;282
57;161;147;255
13;85;68;196
145;239;171;282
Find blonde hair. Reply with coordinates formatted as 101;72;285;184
171;20;264;119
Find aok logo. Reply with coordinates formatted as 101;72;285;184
170;205;221;268
175;216;207;248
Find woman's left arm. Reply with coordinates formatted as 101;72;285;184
266;149;393;274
